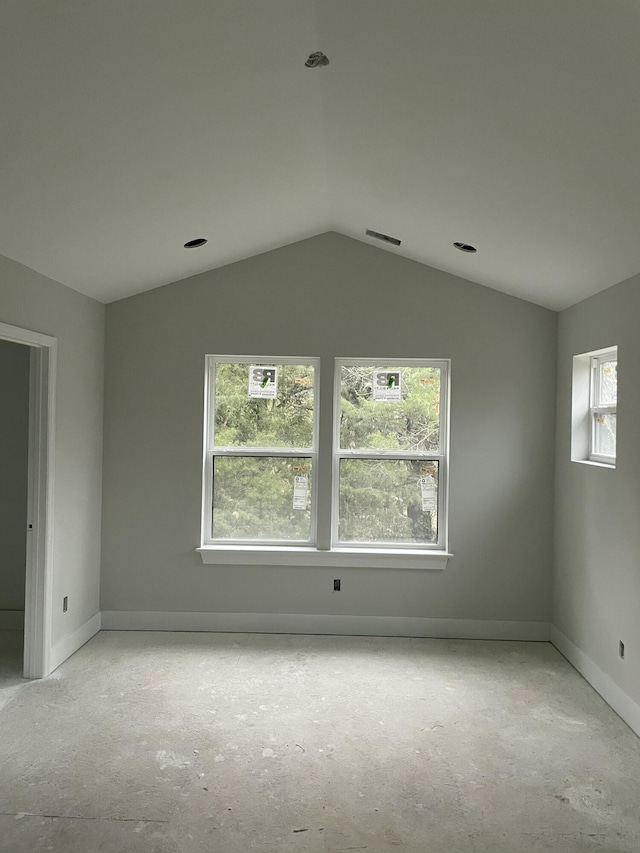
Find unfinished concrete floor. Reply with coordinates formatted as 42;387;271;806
0;631;638;852
0;629;26;713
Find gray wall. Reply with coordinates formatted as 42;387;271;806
102;233;556;623
555;272;640;709
0;340;30;612
0;254;104;647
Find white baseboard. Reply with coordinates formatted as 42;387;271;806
551;626;640;738
101;610;550;641
49;611;102;674
0;610;24;630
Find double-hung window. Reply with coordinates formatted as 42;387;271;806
334;359;448;550
589;349;617;464
200;355;450;563
203;356;319;545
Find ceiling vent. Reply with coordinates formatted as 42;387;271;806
305;51;329;68
184;238;208;249
366;229;401;247
453;242;477;253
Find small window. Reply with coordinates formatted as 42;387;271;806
333;359;449;549
203;356;319;545
589;350;617;464
571;346;617;467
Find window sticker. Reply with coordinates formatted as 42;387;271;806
248;365;278;398
419;476;436;512
293;475;309;510
372;370;402;402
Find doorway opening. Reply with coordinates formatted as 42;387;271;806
0;321;56;680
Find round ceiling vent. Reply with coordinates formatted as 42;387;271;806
184;238;208;249
453;242;477;253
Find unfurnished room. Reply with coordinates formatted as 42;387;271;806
1;2;640;852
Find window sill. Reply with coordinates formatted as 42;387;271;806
571;458;616;469
197;546;452;570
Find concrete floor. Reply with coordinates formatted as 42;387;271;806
0;631;638;853
0;629;27;713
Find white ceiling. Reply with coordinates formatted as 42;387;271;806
2;0;640;310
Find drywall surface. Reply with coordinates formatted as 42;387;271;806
0;340;30;611
555;272;640;710
102;232;556;623
0;255;104;646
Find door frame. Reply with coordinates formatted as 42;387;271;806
0;321;57;678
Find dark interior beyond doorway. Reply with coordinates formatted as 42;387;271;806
0;339;31;678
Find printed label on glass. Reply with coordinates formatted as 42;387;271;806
372;370;402;402
419;476;436;512
248;366;278;398
293;475;308;510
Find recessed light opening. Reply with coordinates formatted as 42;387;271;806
453;242;477;253
184;238;208;249
366;229;401;247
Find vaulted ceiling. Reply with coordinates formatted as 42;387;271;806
2;1;640;309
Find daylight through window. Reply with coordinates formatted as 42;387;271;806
335;360;448;548
589;349;617;464
205;357;319;544
202;356;450;552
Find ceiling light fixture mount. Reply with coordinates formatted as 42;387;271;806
305;51;329;68
453;242;477;253
183;238;208;249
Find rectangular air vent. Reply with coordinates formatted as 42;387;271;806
366;229;401;246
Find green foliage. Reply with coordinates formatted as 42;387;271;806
339;459;437;544
214;363;314;449
337;366;440;543
211;362;440;543
339;366;440;452
213;456;311;541
212;362;314;540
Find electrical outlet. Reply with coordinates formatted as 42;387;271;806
63;596;68;613
333;579;341;591
619;640;625;659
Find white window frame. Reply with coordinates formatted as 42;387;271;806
201;355;320;548
198;355;452;569
332;357;450;552
589;349;617;465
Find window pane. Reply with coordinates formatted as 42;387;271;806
214;362;315;448
212;456;312;541
339;459;438;544
340;365;441;452
598;359;617;405
593;413;616;458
